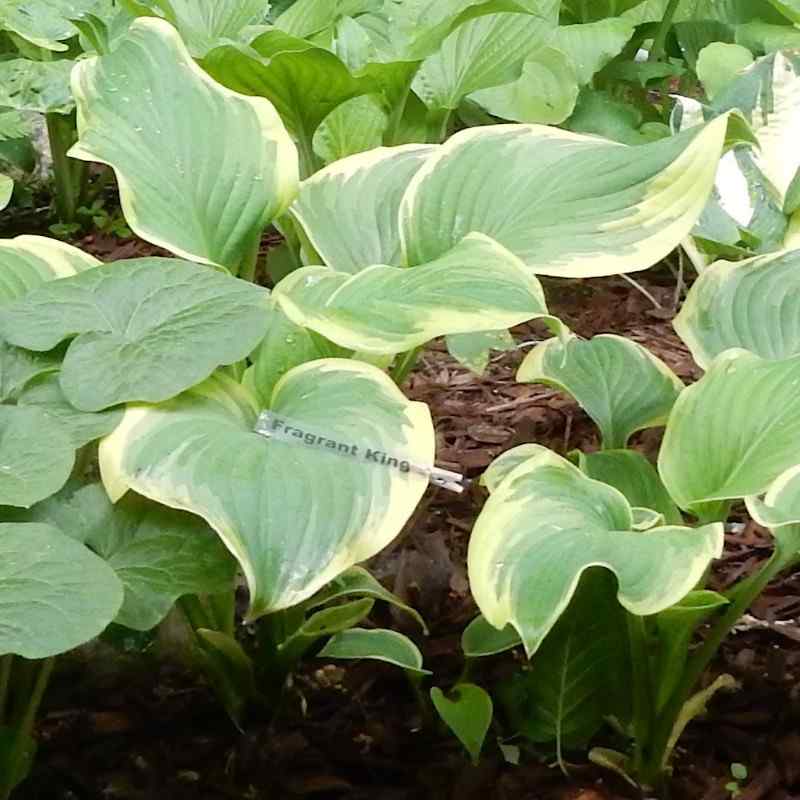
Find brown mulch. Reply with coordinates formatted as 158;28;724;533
8;233;800;799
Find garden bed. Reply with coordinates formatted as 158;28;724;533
11;231;800;800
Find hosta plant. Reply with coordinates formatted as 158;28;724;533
462;244;800;793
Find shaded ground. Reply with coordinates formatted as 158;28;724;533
10;232;800;800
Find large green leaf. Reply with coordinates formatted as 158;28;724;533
289;143;436;273
517;333;683;449
92;495;237;631
675;249;800;367
499;570;629;754
274;0;378;39
0;406;74;507
0;235;99;303
148;0;269;56
273;233;557;355
412;12;555;114
659;350;800;514
696;42;754;100
0;258;271;411
69;18;298;270
399;116;731;276
0;522;123;658
0;59;74;115
99;360;434;618
202;30;379;147
469;447;723;656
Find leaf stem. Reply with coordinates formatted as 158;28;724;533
390;346;422;386
46;113;86;224
643;543;796;782
648;0;680;62
0;657;55;800
0;655;12;724
625;613;656;777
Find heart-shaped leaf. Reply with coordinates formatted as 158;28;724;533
675;249;800;367
518;333;683;449
273;233;557;355
399;115;731;276
659;350;800;514
0;522;123;658
69;17;298;270
469;447;723;656
0;258;271;411
431;684;493;764
99;360;434;618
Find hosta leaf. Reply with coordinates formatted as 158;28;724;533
382;0;559;62
0;0;105;50
736;21;800;54
319;628;430;674
499;570;629;752
400;116;731;276
696;43;754;100
0;235;99;303
553;18;636;85
712;51;800;210
468;447;723;656
0;342;59;402
274;0;378;39
0;175;11;210
0;110;32;142
470;46;579;125
4;481;113;544
575;449;683;524
446;329;514;375
745;464;800;548
0;406;74;507
659;350;800;514
0;258;271;412
289;144;436;273
431;684;493;764
273;233;557;355
17;374;122;447
148;0;269;56
675;249;800;367
517;333;683;449
313;94;388;164
99;361;434;618
413;12;554;113
306;565;427;632
69;18;298;270
0;59;74;115
0;522;123;658
461;614;521;657
202;31;378;148
95;496;237;631
246;303;348;407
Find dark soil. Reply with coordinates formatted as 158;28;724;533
11;231;800;800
